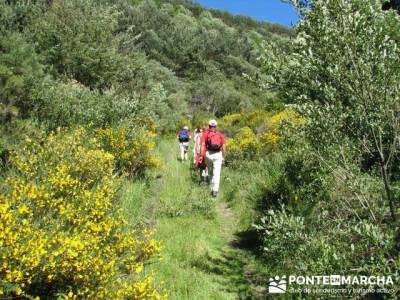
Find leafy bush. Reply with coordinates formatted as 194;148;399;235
137;82;189;133
33;79;139;129
254;208;308;264
263;0;400;220
250;148;399;296
29;0;120;90
255;208;399;295
0;30;43;119
0;127;162;299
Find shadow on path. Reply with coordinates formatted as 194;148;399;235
191;201;270;299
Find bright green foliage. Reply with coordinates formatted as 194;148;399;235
250;1;400;296
33;79;139;129
255;207;397;277
263;0;400;182
254;208;306;261
117;0;290;117
0;30;43;120
139;83;185;132
29;0;120;90
1;0;290;131
259;0;400;221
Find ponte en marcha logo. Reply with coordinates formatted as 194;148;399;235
268;275;395;294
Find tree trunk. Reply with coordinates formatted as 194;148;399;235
381;163;396;221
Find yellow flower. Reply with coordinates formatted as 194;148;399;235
1;126;162;299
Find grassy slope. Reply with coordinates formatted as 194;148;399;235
121;139;268;299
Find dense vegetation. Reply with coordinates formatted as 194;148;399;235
0;0;290;298
1;0;399;299
0;0;290;132
224;0;400;298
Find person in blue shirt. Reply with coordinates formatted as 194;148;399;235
177;126;191;161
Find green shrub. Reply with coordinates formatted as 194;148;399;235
254;207;308;265
255;208;399;290
33;79;138;129
0;30;43;118
29;0;120;90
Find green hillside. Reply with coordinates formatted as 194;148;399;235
0;0;291;132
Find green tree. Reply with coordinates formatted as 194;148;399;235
0;31;43;121
263;0;400;220
29;0;120;90
33;78;139;129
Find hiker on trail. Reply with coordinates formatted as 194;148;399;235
193;126;208;182
199;123;209;181
200;120;226;197
193;127;202;164
177;126;191;161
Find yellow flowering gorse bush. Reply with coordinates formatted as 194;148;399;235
0;127;162;299
221;110;270;132
227;127;261;160
223;109;303;161
95;126;161;176
259;108;304;150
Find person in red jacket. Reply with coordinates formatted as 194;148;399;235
200;120;226;197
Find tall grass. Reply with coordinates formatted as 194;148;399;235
224;154;286;229
121;139;236;299
120;139;285;299
120;180;150;227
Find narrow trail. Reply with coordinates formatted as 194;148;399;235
135;140;268;300
216;202;235;240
